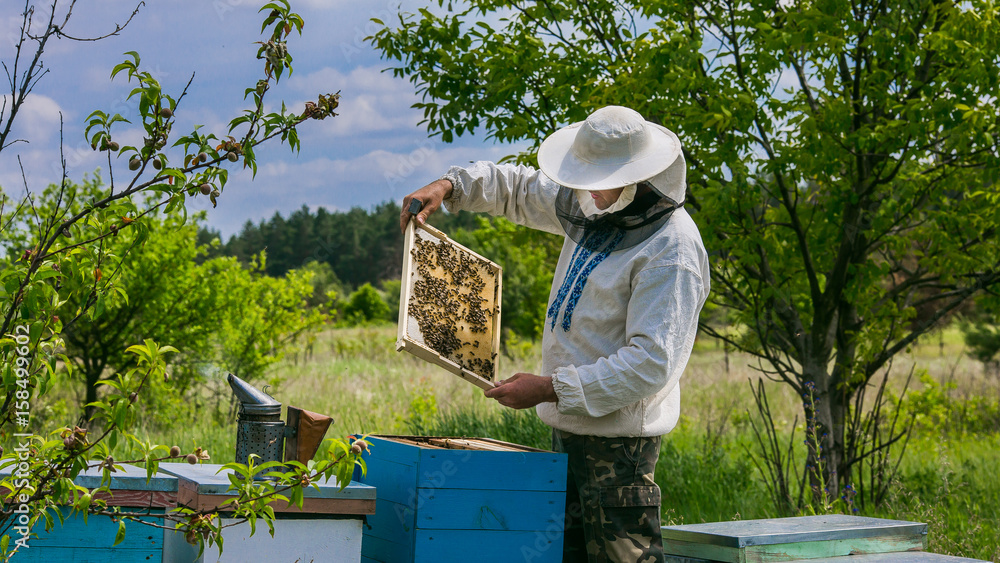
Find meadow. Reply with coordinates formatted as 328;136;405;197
106;326;999;561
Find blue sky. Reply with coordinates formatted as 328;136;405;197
1;0;524;237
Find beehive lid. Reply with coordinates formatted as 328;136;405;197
662;515;927;548
0;463;177;493
793;553;986;563
158;462;376;515
397;221;502;390
72;463;178;493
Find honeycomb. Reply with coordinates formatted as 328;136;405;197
403;226;500;382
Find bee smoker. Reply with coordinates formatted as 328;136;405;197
227;373;335;471
228;373;286;467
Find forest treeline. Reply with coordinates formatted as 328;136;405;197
200;203;483;290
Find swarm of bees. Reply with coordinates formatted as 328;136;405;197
409;234;498;380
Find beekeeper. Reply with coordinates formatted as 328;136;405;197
400;106;710;563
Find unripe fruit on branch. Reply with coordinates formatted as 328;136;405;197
129;158;141;171
186;453;198;465
159;107;173;118
198;152;208;164
107;141;120;152
152;158;162;170
200;184;212;195
169;446;182;458
227;151;238;162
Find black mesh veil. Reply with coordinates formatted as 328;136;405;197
554;152;687;252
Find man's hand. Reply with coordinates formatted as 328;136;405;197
484;373;558;410
400;178;453;232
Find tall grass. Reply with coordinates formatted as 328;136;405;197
28;325;1000;561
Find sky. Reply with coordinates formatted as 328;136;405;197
1;0;525;237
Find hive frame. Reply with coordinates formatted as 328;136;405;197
397;221;502;390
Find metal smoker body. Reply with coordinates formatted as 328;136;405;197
228;373;287;466
227;373;334;474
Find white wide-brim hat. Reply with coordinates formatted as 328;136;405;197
538;106;682;191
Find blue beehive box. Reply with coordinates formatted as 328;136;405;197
1;463;178;563
355;435;568;563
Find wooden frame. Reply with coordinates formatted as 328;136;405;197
372;434;552;453
397;221;502;390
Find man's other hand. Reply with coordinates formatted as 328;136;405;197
400;178;453;232
484;373;558;410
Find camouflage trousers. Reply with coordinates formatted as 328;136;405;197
553;429;664;563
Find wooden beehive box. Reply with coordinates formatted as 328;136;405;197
355;435;567;563
397;221;502;390
662;515;930;563
0;464;177;563
159;462;374;563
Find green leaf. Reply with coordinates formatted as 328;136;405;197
114;519;127;546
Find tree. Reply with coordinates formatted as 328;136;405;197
0;1;360;557
299;259;346;309
35;179;325;421
372;0;1000;509
960;296;1000;376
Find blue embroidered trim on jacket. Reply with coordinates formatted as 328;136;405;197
546;228;623;332
560;230;625;331
546;230;609;330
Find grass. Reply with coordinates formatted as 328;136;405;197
24;324;1000;561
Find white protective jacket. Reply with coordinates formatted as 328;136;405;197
442;161;710;438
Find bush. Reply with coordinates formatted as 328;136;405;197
381;279;402;322
898;373;1000;435
342;283;391;324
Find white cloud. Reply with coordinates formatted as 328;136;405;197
206;140;524;236
0;94;66;145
